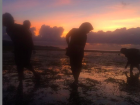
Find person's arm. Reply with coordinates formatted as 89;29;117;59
66;35;70;46
125;61;129;69
28;30;36;54
125;58;131;69
66;29;74;47
31;39;36;54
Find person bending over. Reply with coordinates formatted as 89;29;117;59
120;48;140;76
66;22;93;87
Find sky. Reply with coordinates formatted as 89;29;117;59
2;0;140;50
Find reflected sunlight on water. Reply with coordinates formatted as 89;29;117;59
3;50;140;105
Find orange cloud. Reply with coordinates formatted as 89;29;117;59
121;44;132;48
111;17;140;23
29;6;140;36
6;1;140;36
85;5;140;32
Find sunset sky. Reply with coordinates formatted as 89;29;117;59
2;0;140;50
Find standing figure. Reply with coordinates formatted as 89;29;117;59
66;22;93;87
23;20;31;29
3;13;40;81
120;48;140;76
23;20;36;54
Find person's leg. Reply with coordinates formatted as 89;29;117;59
70;57;75;81
70;56;82;84
14;51;24;81
17;65;24;81
130;64;134;77
73;67;81;84
75;56;83;83
26;63;40;80
70;56;77;84
24;50;40;80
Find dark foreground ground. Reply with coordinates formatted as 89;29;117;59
3;50;140;105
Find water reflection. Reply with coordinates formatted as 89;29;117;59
68;86;93;105
125;72;140;86
3;51;140;104
16;81;23;105
68;86;79;104
15;80;40;105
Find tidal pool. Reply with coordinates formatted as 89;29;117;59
3;50;140;105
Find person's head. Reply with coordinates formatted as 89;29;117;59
120;48;127;54
3;13;14;27
23;20;31;29
79;22;93;34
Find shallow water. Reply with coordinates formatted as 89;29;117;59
3;50;140;105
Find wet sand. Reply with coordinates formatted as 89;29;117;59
3;50;140;105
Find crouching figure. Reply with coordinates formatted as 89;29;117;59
120;48;140;76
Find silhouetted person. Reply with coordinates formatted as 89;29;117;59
3;13;40;82
23;20;31;29
120;48;140;76
23;20;36;54
66;22;93;87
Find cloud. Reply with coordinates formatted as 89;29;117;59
2;0;71;13
3;24;140;50
2;0;39;13
121;1;129;8
30;27;36;36
34;26;140;49
2;24;65;47
87;27;140;45
33;25;65;46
